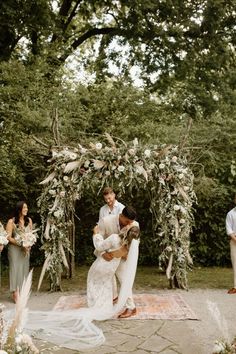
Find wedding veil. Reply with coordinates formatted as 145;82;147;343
25;238;140;350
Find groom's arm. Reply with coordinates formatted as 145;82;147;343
110;245;128;258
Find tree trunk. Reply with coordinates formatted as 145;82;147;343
68;211;75;278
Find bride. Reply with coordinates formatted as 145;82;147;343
87;224;139;309
26;225;140;350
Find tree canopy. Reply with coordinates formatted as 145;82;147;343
1;0;235;114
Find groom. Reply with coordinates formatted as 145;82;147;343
98;205;139;318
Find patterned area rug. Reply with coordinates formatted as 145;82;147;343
54;293;198;320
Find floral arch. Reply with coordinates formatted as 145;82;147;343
37;134;196;291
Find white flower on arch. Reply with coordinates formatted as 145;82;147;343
144;149;151;158
95;143;103;150
118;165;125;172
133;137;138;147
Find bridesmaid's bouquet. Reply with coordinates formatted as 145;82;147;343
15;225;38;248
0;222;8;246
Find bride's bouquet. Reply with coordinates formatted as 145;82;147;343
0;222;9;246
15;225;38;248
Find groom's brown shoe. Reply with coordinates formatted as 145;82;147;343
118;308;137;318
228;288;236;294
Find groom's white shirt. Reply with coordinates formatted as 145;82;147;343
98;214;139;310
99;200;125;221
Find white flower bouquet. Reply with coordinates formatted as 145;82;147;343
15;226;38;248
15;332;39;353
0;222;8;246
1;271;40;353
212;338;236;354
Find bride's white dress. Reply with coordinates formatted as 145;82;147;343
23;237;139;350
87;233;121;309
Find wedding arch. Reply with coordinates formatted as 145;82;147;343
37;134;196;291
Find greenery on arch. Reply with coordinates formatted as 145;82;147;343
38;134;196;291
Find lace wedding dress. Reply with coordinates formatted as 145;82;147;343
87;232;121;308
25;237;139;350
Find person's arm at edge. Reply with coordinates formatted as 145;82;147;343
226;213;236;242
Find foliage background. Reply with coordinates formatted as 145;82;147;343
0;0;236;272
1;64;235;269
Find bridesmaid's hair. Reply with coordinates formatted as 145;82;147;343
13;201;30;227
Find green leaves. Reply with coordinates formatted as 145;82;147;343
1;0;235;112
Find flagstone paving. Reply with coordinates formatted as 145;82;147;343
1;289;236;354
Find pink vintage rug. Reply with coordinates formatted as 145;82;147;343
54;293;198;320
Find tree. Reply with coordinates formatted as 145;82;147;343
0;0;235;115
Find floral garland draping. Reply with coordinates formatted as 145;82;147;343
38;135;196;291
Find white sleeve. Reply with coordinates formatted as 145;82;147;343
97;218;106;237
93;233;117;252
98;207;103;222
226;213;234;235
119;203;125;214
99;205;107;221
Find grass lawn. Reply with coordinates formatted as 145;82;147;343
0;265;233;295
136;266;233;290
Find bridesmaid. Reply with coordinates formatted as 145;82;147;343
6;201;32;303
